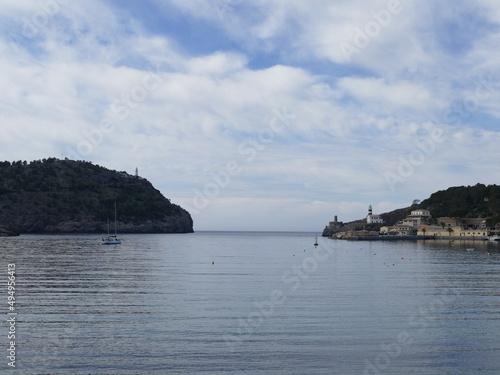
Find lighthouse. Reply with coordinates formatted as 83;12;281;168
366;204;384;224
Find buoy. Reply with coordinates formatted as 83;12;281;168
212;261;214;265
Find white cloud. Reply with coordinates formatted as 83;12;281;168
338;77;436;111
186;52;247;75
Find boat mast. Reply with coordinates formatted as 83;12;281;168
114;202;117;236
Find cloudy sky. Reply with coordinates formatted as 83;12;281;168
2;0;500;231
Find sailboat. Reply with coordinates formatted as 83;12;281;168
314;234;319;247
102;203;121;245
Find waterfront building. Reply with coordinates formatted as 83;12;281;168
417;225;488;238
438;217;487;230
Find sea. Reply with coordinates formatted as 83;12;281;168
1;231;499;375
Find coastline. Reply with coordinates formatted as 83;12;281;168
332;235;496;241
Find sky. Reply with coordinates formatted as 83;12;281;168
2;0;500;231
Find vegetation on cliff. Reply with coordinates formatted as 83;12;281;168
419;183;500;226
0;158;193;234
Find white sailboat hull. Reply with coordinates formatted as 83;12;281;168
102;240;121;245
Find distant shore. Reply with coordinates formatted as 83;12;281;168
333;235;495;241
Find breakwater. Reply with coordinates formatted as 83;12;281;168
344;235;433;241
340;235;491;241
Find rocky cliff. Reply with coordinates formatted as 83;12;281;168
0;158;193;234
0;226;19;237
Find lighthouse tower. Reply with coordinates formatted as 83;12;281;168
366;204;384;224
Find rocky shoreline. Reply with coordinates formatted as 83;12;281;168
42;210;194;234
0;226;20;237
0;208;193;235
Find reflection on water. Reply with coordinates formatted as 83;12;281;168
1;233;499;374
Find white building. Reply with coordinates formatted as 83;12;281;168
409;210;431;218
391;209;432;235
366;205;384;224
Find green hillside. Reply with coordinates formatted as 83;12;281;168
419;183;500;226
0;158;193;233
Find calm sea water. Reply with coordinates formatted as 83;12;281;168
1;232;500;375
